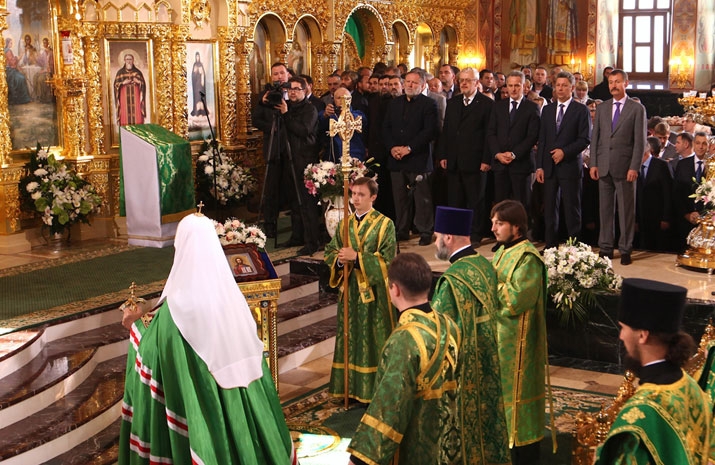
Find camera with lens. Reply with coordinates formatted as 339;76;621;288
264;81;290;106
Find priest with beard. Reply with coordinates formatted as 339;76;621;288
595;279;713;465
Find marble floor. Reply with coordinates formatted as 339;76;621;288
2;234;710;407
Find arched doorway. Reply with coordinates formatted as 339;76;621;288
342;6;387;69
439;25;458;66
390;21;410;67
289;17;322;77
413;23;434;72
250;15;287;97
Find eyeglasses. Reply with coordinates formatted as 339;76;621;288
288;87;304;92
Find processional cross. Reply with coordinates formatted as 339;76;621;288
328;93;362;409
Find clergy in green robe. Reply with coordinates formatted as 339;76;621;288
431;206;510;465
596;278;713;465
348;253;461;465
119;213;296;465
490;200;549;464
324;177;397;403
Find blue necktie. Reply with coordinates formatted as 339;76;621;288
696;160;703;183
611;102;621;132
556;104;565;131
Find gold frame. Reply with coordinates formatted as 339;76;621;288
105;38;155;148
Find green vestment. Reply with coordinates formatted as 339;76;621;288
596;371;712;465
119;303;295;465
432;252;510;465
347;307;461;465
491;240;548;447
324;208;397;402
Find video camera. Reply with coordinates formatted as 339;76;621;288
264;81;291;106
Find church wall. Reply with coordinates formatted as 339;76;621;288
0;0;713;249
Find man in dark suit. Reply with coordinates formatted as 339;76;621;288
535;71;591;248
590;66;613;101
437;67;494;243
487;70;541;210
383;69;438;245
636;137;673;252
589;69;647;265
673;132;708;252
531;66;553;101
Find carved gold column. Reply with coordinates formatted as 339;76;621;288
80;22;106;156
55;18;88;159
218;27;240;145
0;10;12;167
172;25;190;138
153;26;174;132
87;156;112;218
313;46;325;96
236;34;252;135
326;42;340;75
400;44;412;67
0;167;22;234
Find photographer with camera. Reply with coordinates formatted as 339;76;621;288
254;73;320;255
252;63;292;239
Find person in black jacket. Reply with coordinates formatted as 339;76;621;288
636;137;674;252
254;72;320;254
590;66;613;101
487;70;541;211
251;62;290;239
535;71;592;248
437;67;494;243
383;69;438;245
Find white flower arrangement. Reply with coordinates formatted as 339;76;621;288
19;144;102;235
214;217;267;249
303;158;372;201
690;176;715;211
543;239;622;325
197;143;256;206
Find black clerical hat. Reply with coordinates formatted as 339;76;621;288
618;278;687;333
434;206;472;237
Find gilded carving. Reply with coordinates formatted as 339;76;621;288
172;25;190;138
189;0;211;29
218;27;240;145
80;23;106;156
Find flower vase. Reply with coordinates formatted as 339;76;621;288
42;226;71;251
324;196;350;238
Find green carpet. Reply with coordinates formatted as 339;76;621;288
0;247;176;320
283;386;611;465
0;216;300;324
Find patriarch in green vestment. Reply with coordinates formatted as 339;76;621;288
431;206;511;465
348;253;461;465
490;200;552;465
596;278;714;465
324;177;397;403
119;213;296;465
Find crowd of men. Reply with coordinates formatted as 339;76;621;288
253;61;715;262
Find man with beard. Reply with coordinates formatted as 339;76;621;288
383;70;438;245
490;200;551;465
595;278;712;465
368;75;398;220
431;206;510;465
114;53;146;126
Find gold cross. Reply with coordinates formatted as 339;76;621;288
329;93;363;165
196;201;205;215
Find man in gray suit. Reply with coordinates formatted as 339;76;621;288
589;69;646;265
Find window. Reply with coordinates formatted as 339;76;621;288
618;0;671;88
